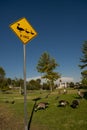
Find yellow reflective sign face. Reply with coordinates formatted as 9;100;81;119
10;17;37;44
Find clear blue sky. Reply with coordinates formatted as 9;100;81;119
0;0;87;82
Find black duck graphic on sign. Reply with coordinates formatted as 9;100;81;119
17;23;34;35
17;23;25;32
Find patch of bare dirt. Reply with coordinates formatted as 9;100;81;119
0;104;24;130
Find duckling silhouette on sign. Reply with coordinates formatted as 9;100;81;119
25;29;29;33
31;31;34;35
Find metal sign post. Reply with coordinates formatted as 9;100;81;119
10;17;37;130
23;44;27;130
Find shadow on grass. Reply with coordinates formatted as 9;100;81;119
28;97;41;130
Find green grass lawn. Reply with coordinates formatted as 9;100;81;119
0;89;87;130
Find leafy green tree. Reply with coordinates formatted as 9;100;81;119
42;82;50;90
7;78;12;86
79;41;87;86
19;78;24;88
81;70;87;87
36;78;41;84
0;67;7;91
12;78;24;88
81;78;87;87
79;41;87;69
0;79;10;91
0;67;5;79
36;52;60;91
37;52;58;73
81;70;87;79
27;79;41;90
42;71;60;91
69;82;75;88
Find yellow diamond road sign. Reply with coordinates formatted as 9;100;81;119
10;17;37;44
